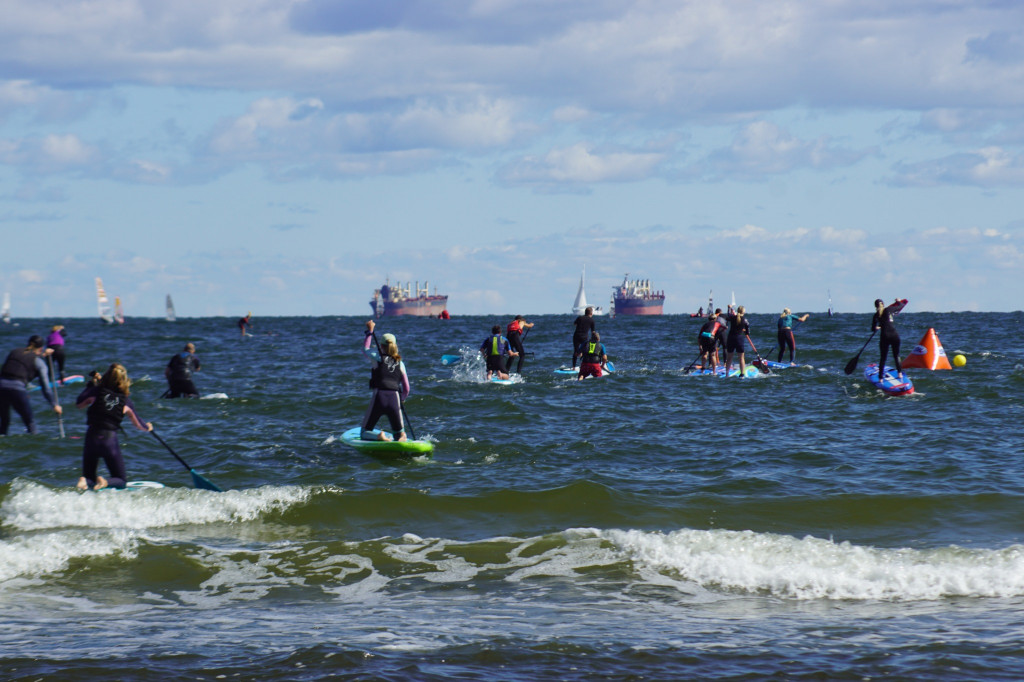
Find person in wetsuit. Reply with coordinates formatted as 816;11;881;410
361;320;410;442
481;325;517;381
776;308;810;365
0;335;62;435
237;313;252;337
571;307;596;369
698;313;723;371
577;331;608;380
46;325;68;383
505;315;534;374
713;308;729;366
724;305;750;377
75;363;152;490
164;343;201;398
872;298;903;379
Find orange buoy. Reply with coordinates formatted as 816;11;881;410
902;328;952;370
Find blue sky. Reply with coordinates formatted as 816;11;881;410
1;0;1023;317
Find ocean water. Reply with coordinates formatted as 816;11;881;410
2;311;1024;680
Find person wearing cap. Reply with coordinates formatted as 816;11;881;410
46;324;68;384
872;298;904;379
164;343;201;398
505;315;534;374
0;335;63;435
776;308;810;366
362;320;410;441
480;324;517;381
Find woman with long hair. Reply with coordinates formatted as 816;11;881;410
725;305;750;377
776;308;810;365
361;320;410;442
75;363;152;490
872;299;903;380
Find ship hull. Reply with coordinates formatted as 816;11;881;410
370;296;449;317
613;297;664;315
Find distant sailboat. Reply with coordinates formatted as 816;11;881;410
114;297;125;324
166;294;176;322
572;266;604;316
96;278;114;324
730;290;736;309
2;292;10;324
828;289;834;317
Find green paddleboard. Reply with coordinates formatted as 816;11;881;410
340;427;434;458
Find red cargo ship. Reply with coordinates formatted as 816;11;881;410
370;280;448;317
611;274;664;316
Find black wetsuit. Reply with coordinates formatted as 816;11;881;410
0;348;55;435
77;384;134;489
571;315;596;367
726;314;749;354
165;352;200;398
505;323;528;373
872;305;902;374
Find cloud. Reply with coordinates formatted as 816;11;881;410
891;146;1024;187
499;142;664;190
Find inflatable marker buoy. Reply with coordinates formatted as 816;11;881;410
902;328;952;370
953;354;967;367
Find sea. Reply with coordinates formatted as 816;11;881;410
2;311;1024;681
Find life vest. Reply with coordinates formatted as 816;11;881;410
507;320;522;335
87;387;127;431
167;352;194;380
489;334;505;356
371;356;403;391
582;341;603;364
0;349;38;384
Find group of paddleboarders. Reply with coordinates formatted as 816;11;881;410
571;307;611;379
695;305;812;375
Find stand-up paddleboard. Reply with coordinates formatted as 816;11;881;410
489;377;515;385
95;481;165;492
864;364;914;396
684;366;761;378
30;375;85;392
554;362;616;377
762;360;811;370
340;427;434;458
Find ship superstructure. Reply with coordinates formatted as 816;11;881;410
611;274;665;316
370;280;448;317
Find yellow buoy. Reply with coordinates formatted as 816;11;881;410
953;354;966;367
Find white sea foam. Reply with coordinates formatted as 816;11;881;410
201;393;229;400
602;527;1024;601
0;529;138;582
1;480;312;532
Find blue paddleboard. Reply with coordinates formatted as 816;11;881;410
685;365;761;378
340;427;434;458
864;364;914;396
30;375;85;392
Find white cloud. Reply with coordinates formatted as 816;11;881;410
500;142;664;188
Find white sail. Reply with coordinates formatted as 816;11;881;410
572;267;588;314
2;292;10;324
96;278;114;323
828;289;834;317
730;290;736;308
114;297;125;324
166;294;176;322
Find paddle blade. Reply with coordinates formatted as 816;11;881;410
843;354;860;375
190;469;222;492
441;354;462;366
605;361;616;373
754;359;771;374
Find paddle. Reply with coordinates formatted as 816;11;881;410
441;354;462;366
48;355;65;438
844;331;876;375
682;350;703;374
150;429;222;491
744;335;771;375
372;331;418;441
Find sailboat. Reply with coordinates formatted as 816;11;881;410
828;289;834;317
2;292;10;324
571;266;604;316
166;294;176;322
114;297;125;324
96;278;114;324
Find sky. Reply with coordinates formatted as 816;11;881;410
1;0;1023;317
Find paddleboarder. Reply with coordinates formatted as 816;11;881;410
713;308;729;365
362;320;410;442
74;363;152;491
505;315;534;374
571;307;596;369
577;331;609;380
872;298;904;380
481;324;517;381
724;305;750;377
237;312;253;337
698;313;722;371
0;335;62;435
46;325;68;384
164;343;201;398
776;308;810;365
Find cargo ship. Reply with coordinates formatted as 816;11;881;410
370;279;448;317
611;274;664;316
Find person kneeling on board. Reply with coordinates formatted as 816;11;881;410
75;363;152;490
577;332;608;380
164;343;201;398
481;325;518;381
362;320;410;442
